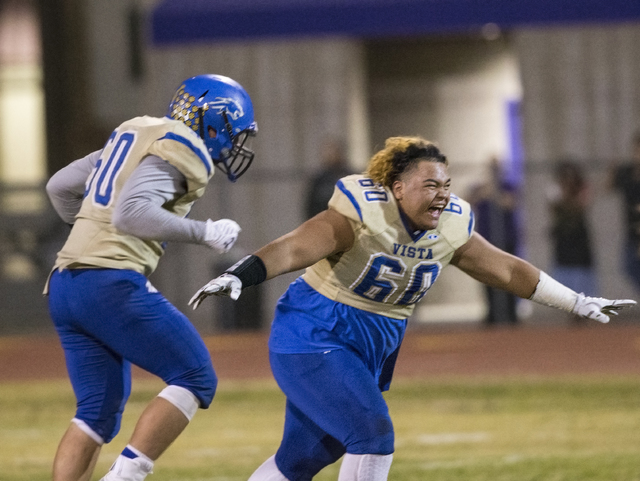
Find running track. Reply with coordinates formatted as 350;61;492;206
2;320;640;382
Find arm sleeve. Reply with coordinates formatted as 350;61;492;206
45;150;101;224
113;155;208;243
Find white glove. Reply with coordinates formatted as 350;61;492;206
204;219;241;253
571;294;636;323
189;273;243;309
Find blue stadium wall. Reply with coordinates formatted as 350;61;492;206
152;0;640;45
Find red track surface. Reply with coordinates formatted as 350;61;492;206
2;321;640;382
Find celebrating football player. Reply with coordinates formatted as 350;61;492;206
190;136;635;481
45;74;257;481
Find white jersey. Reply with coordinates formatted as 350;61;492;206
302;174;474;319
54;116;213;276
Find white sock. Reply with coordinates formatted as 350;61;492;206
247;455;289;481
99;445;154;481
338;453;393;481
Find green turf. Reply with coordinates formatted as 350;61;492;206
2;376;640;480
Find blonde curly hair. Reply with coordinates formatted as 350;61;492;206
366;136;447;188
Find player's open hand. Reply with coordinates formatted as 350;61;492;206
572;294;636;323
189;273;243;310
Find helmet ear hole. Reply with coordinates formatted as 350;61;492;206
208;126;217;139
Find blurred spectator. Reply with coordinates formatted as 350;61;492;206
469;156;520;325
548;161;597;317
610;132;640;292
305;137;354;219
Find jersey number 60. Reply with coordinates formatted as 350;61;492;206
86;131;136;207
350;254;441;305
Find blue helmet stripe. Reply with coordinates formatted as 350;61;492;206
337;180;362;222
160;132;212;175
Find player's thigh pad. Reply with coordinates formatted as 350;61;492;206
271;350;395;455
50;324;131;441
49;269;217;409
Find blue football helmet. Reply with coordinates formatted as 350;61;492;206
168;74;258;182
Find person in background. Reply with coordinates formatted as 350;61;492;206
610;132;640;293
190;136;635;481
548;160;597;314
305;137;354;219
45;74;258;481
468;155;520;325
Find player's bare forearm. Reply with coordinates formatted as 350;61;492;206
500;255;540;298
451;232;539;298
255;209;354;280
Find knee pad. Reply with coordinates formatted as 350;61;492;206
158;385;200;421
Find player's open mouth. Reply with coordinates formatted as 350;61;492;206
428;206;444;218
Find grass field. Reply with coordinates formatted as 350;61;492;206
3;375;640;480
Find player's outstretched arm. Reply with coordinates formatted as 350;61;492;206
189;209;354;309
451;232;636;323
451;232;539;298
254;208;354;279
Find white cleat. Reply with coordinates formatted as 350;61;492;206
99;455;154;481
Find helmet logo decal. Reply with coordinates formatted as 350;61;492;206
207;97;245;120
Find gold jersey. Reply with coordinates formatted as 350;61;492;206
54;116;213;277
302;174;474;319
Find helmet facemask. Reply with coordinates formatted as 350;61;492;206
199;108;257;182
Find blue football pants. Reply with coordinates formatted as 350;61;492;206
48;268;217;443
270;349;395;481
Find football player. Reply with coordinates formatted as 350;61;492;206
190;136;635;481
45;74;257;481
